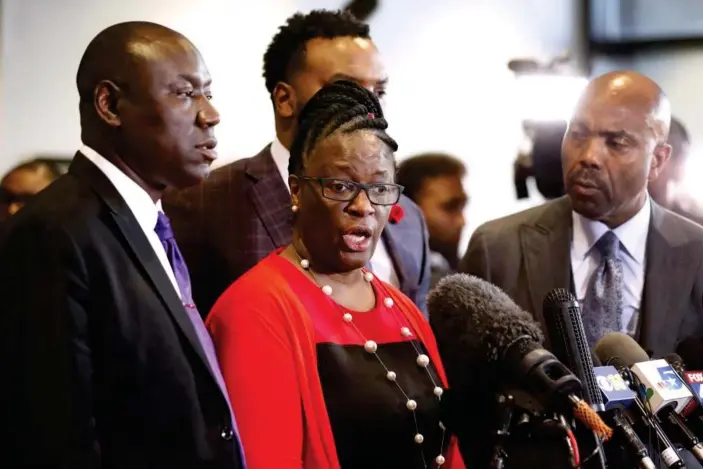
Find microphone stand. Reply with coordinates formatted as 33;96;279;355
489;393;515;469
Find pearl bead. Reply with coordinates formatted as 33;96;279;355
343;313;353;323
434;386;444;397
400;327;412;337
300;259;309;269
436;455;446;465
383;297;394;308
439;421;445;431
364;271;374;282
386;371;397;381
416;354;430;367
321;285;333;296
364;340;378;353
406;399;417;410
414;433;424;444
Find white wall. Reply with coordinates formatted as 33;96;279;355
0;0;580;243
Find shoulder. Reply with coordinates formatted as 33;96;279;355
209;146;273;185
0;175;99;269
2;174;98;240
654;202;703;247
208;253;299;322
162;147;271;210
473;197;568;242
395;194;424;227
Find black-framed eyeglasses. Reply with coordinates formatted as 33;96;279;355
299;177;404;206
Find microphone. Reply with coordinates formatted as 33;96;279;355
594;365;637;411
630;360;693;414
594;332;686;468
675;338;703;411
542;289;608;467
428;274;612;467
428;275;612;450
677;338;703;371
593;365;655;468
631;359;703;462
684;371;703;404
543;289;604;412
665;353;703;418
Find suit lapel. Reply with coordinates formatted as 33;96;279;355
246;145;293;247
69;153;215;375
520;197;573;323
382;226;413;295
640;203;693;352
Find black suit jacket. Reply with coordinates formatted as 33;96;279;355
460;196;703;364
0;153;242;468
163;145;432;316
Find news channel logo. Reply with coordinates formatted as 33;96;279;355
596;371;629;392
656;365;684;391
685;371;703;400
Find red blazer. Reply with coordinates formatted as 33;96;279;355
207;252;464;468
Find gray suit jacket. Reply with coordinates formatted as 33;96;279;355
459;196;703;361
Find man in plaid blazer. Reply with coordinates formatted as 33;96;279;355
163;10;431;316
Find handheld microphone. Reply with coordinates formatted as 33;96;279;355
428;274;612;442
673;338;703;411
631;359;693;414
593;332;686;468
665;354;703;417
594;365;655;469
684;372;703;407
594;365;637;411
543;289;604;412
631;359;703;462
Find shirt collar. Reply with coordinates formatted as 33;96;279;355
80;144;163;233
270;136;290;193
572;195;651;265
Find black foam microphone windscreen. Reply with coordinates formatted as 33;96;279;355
429;274;545;368
428;275;613;425
543;289;604;411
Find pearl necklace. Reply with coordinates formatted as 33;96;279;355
297;255;447;468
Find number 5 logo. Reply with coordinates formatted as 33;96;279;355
657;366;683;390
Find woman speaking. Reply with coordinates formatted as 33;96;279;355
207;80;463;469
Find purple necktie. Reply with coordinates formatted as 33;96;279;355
154;212;244;462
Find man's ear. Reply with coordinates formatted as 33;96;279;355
273;82;297;119
94;80;122;127
648;143;672;182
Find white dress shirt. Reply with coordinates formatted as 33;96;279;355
271;137;400;287
570;196;651;334
80;144;183;299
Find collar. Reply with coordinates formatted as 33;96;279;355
79;144;163;233
270;136;290;193
572;195;651;265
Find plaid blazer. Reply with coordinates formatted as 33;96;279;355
163;145;431;317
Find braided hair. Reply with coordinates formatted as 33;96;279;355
288;80;398;177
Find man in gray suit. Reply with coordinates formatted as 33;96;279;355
461;71;703;362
